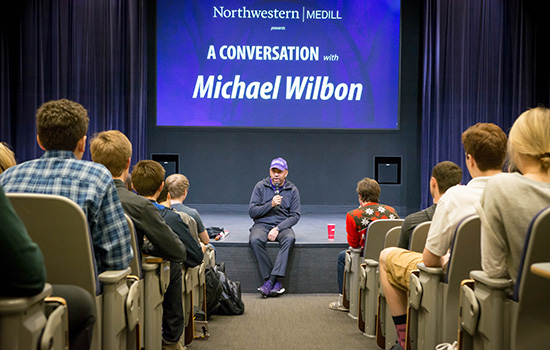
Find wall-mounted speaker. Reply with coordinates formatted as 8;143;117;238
374;156;402;185
151;153;179;177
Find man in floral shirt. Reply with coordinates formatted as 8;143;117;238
329;177;399;311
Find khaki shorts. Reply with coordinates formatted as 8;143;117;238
385;249;423;292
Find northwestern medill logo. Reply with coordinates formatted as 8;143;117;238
213;6;343;21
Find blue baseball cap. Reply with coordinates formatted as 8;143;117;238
270;157;288;171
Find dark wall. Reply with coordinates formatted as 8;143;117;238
147;0;422;215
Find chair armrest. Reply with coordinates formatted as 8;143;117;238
364;258;379;267
143;255;164;264
98;267;131;284
469;270;513;289
417;263;445;276
0;284;52;312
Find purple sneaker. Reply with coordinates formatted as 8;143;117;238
257;280;273;298
269;282;285;296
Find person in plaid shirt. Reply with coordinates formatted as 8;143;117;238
329;177;399;312
0;99;133;274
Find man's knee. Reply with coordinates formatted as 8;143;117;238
380;247;399;267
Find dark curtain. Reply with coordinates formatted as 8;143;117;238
0;0;148;164
419;0;550;208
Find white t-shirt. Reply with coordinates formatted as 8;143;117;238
424;176;490;257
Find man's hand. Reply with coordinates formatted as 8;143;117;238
268;227;279;241
271;195;283;207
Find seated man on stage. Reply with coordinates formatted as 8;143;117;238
249;157;301;298
329;177;399;312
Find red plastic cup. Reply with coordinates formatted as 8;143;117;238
327;224;335;240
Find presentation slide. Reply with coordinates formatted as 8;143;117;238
157;0;400;129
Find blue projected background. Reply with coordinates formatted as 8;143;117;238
157;0;400;129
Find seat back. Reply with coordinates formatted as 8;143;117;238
409;215;481;350
125;214;143;278
441;215;481;342
363;219;404;260
8;193;133;350
384;226;402;248
511;206;550;349
409;221;430;252
7;193;98;296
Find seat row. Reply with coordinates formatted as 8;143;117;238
0;193;215;350
340;207;550;350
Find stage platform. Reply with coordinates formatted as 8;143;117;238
194;205;355;294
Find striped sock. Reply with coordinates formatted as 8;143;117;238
392;314;407;348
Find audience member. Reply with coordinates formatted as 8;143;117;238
0;142;16;173
329;177;399;312
131;160;203;350
0;99;133;273
476;107;550;281
249;157;300;298
165;173;211;248
89;131;188;349
397;161;462;249
0;99;120;349
379;123;507;350
89;130;187;262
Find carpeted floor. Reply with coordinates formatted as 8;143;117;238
186;293;382;350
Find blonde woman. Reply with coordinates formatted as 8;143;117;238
476;106;550;282
0;142;16;174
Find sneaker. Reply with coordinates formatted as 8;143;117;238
436;341;457;350
328;294;349;312
162;341;186;350
389;344;404;350
269;282;286;296
258;280;273;298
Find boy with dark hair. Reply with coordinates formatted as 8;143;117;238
397;161;462;249
379;123;507;350
329;177;400;312
131;160;203;350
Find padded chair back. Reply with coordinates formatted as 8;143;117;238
409;221;430;252
7;193;98;296
363;219;404;260
125;214;143;278
8;193;135;350
442;215;481;342
511;206;550;349
384;226;402;248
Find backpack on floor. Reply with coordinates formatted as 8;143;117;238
214;264;245;315
205;265;223;318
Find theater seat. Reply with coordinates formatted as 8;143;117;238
458;206;550;350
344;219;404;321
175;210;207;345
0;284;67;350
359;225;401;336
125;214;170;350
407;215;481;350
8;193;139;350
409;221;430;252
